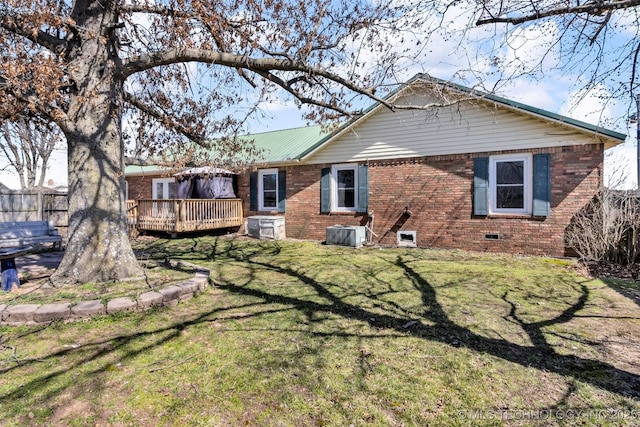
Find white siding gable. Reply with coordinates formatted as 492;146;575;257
304;90;608;165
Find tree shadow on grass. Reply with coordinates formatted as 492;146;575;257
226;253;639;398
1;239;639;418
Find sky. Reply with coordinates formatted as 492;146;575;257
0;2;637;190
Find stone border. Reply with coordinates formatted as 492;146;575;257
0;261;210;326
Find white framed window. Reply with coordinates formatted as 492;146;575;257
489;154;532;215
152;178;176;200
331;164;358;212
258;168;278;211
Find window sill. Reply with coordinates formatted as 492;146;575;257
486;214;547;220
329;211;358;215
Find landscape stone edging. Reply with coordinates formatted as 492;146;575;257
0;261;210;326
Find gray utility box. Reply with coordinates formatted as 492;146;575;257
326;225;366;248
247;215;286;240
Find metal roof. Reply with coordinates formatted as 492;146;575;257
241;125;330;163
125;125;331;174
125;165;170;176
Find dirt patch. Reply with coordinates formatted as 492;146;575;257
51;399;93;424
583;260;640;281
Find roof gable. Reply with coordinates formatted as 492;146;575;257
300;75;626;164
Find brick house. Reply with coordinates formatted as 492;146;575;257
126;75;625;256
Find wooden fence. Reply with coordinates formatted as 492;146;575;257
0;191;68;226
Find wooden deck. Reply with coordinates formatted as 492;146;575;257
127;199;243;234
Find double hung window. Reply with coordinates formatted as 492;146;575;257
332;164;357;211
258;169;278;211
474;153;550;217
490;154;531;214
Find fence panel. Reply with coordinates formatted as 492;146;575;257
43;193;68;226
0;192;41;222
0;191;68;225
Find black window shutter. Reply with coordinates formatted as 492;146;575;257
357;165;369;213
277;169;286;213
473;157;489;216
249;172;258;211
533;154;551;217
320;167;331;213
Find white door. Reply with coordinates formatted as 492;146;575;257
152;178;176;199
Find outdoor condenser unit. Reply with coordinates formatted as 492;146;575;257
247;215;286;240
325;225;366;248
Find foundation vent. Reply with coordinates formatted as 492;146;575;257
397;231;417;247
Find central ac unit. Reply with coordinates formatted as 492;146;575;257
326;225;366;248
247;215;286;240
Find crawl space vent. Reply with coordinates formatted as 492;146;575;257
397;231;417;247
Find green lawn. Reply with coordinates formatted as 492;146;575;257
1;236;639;426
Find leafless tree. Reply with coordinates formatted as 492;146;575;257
453;0;640;122
566;188;640;264
0;119;63;189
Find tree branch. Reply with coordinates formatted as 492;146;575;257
253;70;356;116
0;77;73;135
119;4;192;17
0;14;68;55
123;91;207;145
476;0;640;26
121;47;392;111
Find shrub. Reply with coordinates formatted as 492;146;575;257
565;188;640;265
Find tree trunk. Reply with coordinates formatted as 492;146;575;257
49;121;144;286
49;0;143;286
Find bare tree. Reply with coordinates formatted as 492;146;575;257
0;0;444;286
0;119;63;189
467;0;640;119
565;188;640;265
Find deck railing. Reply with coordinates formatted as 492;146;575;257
134;198;243;233
126;200;138;226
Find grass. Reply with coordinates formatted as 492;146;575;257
1;235;639;426
0;260;194;306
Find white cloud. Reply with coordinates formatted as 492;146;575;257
605;140;637;190
559;84;619;127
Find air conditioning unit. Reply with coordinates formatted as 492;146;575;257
326;225;366;248
247;216;286;240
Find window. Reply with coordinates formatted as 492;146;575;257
332;164;357;211
321;164;368;213
490;154;531;214
258;169;278;211
152;178;176;200
250;169;286;212
474;154;550;217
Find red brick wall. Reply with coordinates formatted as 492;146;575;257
126;174;174;200
241;144;603;257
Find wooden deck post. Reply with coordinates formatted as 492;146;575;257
177;199;186;233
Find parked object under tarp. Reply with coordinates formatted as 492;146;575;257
175;167;237;199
